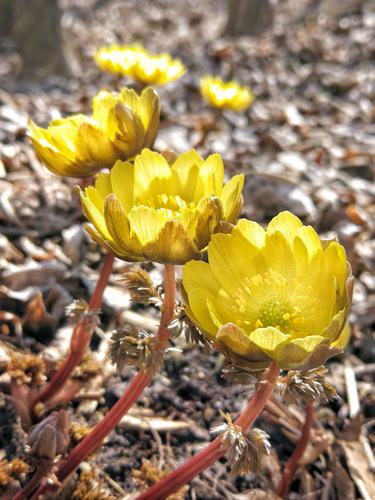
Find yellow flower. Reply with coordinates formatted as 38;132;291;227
28;87;160;178
80;149;244;264
200;76;254;112
95;45;186;85
182;212;353;370
94;45;143;76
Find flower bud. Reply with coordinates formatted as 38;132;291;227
28;410;69;460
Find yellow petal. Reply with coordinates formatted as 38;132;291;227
200;153;224;196
133;149;172;200
332;322;351;350
45;125;78;159
186;288;217;337
295;226;322;261
276;335;326;369
127;206;166;246
95;172;112;200
85;185;106;213
207;232;253;293
134;87;160;147
109;160;135;213
249;327;290;358
171;150;203;201
80;190;112;241
108;103;144;155
92;90;118;130
182;260;220;295
77;122;116;167
324;241;347;296
220;174;244;223
216;323;258;356
267;211;303;246
31;140;76;176
143;221;200;264
320;309;346;342
84;223;123;256
263;231;295;279
194;196;223;249
119;88;140;114
232;218;265;248
104;194;140;258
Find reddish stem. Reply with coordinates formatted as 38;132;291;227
32;264;176;498
31;253;115;410
136;361;280;500
57;370;151;480
13;461;52;500
276;401;315;497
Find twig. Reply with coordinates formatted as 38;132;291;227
344;361;360;418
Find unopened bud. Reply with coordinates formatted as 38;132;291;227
28;410;70;460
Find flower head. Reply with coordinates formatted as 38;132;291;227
28;87;160;177
200;76;254;112
80;149;244;264
95;45;186;86
182;212;353;370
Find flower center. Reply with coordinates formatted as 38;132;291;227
146;194;195;219
255;296;302;332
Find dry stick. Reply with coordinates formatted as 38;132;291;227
30;253;115;411
276;401;315;497
30;264;176;499
136;361;280;500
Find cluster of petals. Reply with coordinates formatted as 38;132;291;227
95;45;186;86
28;88;159;177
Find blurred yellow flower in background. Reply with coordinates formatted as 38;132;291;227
80;149;244;264
94;45;143;76
183;212;353;370
95;45;186;85
28;87;160;178
200;76;254;112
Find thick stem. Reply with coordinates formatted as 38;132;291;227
32;264;176;498
276;401;314;497
13;461;52;500
31;253;115;409
152;263;176;352
136;361;280;500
